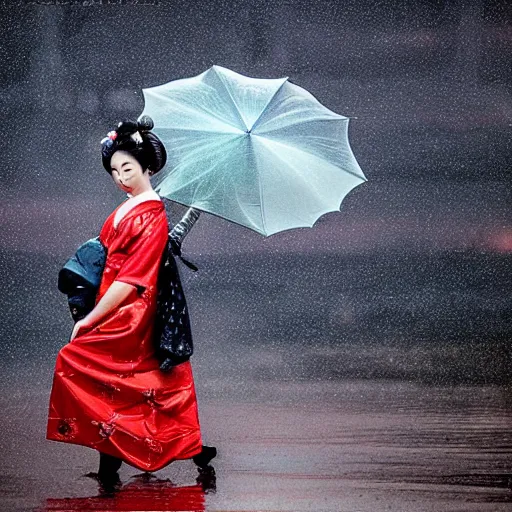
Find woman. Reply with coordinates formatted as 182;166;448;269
46;116;216;482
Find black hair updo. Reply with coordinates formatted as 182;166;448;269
100;115;167;175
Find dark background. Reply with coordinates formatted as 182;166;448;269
0;2;512;511
0;0;511;386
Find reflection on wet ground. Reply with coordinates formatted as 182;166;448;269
0;367;511;511
36;471;215;511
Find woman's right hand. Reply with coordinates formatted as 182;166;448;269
70;318;94;342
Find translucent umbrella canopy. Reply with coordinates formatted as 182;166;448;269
140;65;367;236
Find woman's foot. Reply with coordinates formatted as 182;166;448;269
196;465;216;492
97;471;121;494
98;452;123;477
192;445;217;469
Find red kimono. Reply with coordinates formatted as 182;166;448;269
46;197;203;472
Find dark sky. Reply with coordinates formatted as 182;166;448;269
0;0;511;258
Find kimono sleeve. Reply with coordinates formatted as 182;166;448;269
114;210;169;293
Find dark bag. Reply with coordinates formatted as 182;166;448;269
153;238;196;371
58;237;107;322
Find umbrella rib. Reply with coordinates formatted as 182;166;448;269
256;114;346;136
214;70;251;131
257;156;267;235
144;88;243;133
250;79;288;133
257;130;366;182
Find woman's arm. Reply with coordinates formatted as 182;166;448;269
84;280;136;325
69;280;136;341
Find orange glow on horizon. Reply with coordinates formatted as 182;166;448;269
486;230;512;253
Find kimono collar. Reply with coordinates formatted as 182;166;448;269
114;189;161;229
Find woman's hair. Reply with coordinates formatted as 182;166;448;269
100;115;167;175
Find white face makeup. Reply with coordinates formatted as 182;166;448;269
110;150;151;196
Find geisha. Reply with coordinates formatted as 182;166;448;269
46;117;216;484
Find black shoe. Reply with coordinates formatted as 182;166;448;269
85;469;121;495
192;445;217;469
196;465;216;493
98;471;121;494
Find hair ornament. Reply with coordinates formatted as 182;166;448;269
130;131;143;145
100;130;118;149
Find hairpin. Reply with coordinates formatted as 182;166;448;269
130;131;143;144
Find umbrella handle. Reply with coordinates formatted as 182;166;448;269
169;207;201;246
169;208;202;271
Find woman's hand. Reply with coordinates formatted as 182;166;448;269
68;281;137;342
70;317;94;342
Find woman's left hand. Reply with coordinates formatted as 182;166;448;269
70;318;94;342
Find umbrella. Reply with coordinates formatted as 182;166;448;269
140;65;367;236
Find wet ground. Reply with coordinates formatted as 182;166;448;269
0;361;511;512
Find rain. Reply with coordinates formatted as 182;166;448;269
0;1;511;511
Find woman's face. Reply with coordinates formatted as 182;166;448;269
110;150;149;195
